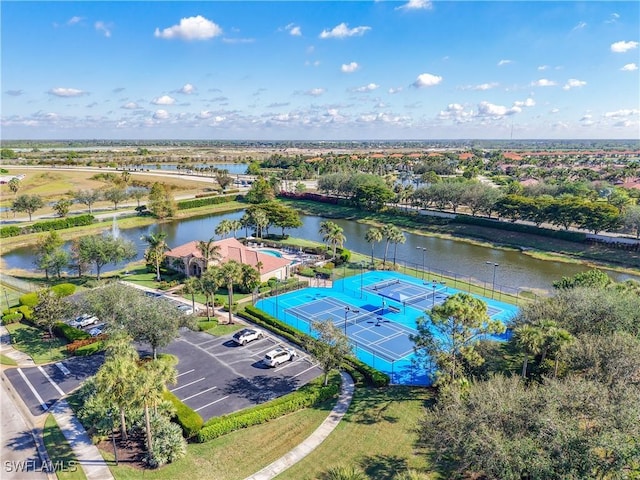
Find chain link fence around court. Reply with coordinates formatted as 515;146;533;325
334;258;530;305
0;272;37;293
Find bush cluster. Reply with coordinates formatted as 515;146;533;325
54;322;91;342
66;337;100;353
241;306;390;387
450;215;587;242
196;382;338;443
162;390;204;439
6;305;33;321
1;215;96;238
18;292;39;307
73;341;104;356
176;194;244;210
1;312;23;324
50;283;76;297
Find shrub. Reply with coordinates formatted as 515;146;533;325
50;283;76;297
54;322;91;342
73;341;104;356
66;337;100;354
176;194;244;210
0;226;21;238
197;382;338;442
339;248;351;263
26;214;95;234
19;292;39;308
163;390;204;438
144;413;187;468
297;267;315;278
1;312;23;324
15;305;33;321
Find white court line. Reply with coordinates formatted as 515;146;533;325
38;366;65;396
171;377;205;392
291;364;318;379
17;368;48;411
195;395;230;412
182;386;217;401
177;369;195;377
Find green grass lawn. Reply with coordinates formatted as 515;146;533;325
277;386;434;480
0;284;23;310
43;414;87;480
105;398;336;480
197;318;242;336
4;322;68;364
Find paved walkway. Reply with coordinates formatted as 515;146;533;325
244;371;355;480
0;324;36;366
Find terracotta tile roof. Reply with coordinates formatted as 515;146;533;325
459;153;474;160
166;238;290;274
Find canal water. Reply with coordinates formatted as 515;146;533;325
2;210;637;294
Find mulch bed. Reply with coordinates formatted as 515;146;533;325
97;431;147;469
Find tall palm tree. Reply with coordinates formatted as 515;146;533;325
389;227;406;266
514;324;544;378
319;221;346;259
197;237;221;272
214;219;232;239
381;224;396;267
218;261;243;325
141;232;169;282
229;219;242;238
200;267;220;321
182;277;202;314
251;209;269;239
364;227;383;268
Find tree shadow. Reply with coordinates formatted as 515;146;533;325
359;454;409;480
345;386;433;425
223;375;300;403
4;429;41;455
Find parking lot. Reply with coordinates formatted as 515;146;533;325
5;328;322;422
158;328;322;421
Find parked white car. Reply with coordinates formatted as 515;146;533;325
176;304;194;315
263;347;297;367
70;314;98;328
232;328;264;346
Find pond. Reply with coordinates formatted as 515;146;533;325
2;209;637;294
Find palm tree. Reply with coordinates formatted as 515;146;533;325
214;219;233;239
514;324;544;378
364;227;383;267
389;227;406;266
141;232;169;282
319;221;346;259
218;261;243;324
229;219;242;238
182;277;201;314
381;224;396;267
200;267;221;321
197;237;221;272
251;209;269;239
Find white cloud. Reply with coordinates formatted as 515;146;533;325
462;82;499;91
341;62;360;73
179;83;196;95
563;79;587;90
122;102;141;109
621;63;638;71
388;87;403;94
497;59;512;66
48;87;86;97
305;88;325;97
531;78;557;87
537;65;549;71
154;15;222;41
604;109;639;118
477;101;519;117
412;73;443;88
572;21;587;31
605;13;620;24
95;21;112;38
514;98;535;107
305;60;321;67
550;108;560;114
353;83;379;93
319;23;371;39
197;111;213;119
284;23;302;36
67;16;83;25
222;37;254;44
438;103;474;122
396;0;433;11
152;95;176;105
153;110;170;120
610;40;639;53
580;114;592;121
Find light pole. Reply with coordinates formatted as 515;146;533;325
431;280;437;308
360;261;365;298
416;247;426;280
486;262;499;299
2;288;9;309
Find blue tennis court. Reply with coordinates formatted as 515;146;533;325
256;270;519;386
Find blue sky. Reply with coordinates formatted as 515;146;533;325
2;1;639;140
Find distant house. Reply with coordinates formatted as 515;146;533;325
164;237;291;282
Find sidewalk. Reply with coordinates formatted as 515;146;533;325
244;371;355;480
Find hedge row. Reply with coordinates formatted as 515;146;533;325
18;284;76;309
196;382;338;443
66;337;101;353
163;390;204;439
177;194;244;210
0;215;96;238
3;305;33;321
241;305;390;387
452;215;588;242
73;341;103;356
18;292;39;308
1;312;23;324
54;322;91;342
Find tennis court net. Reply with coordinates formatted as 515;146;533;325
403;291;430;306
370;279;400;290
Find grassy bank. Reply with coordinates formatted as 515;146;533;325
4;322;68;363
43;414;87;480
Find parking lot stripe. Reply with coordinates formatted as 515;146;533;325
38;366;65;396
171;377;205;392
177;369;195;377
195;395;230;412
17;368;48;411
182;386;217;401
291;364;319;379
